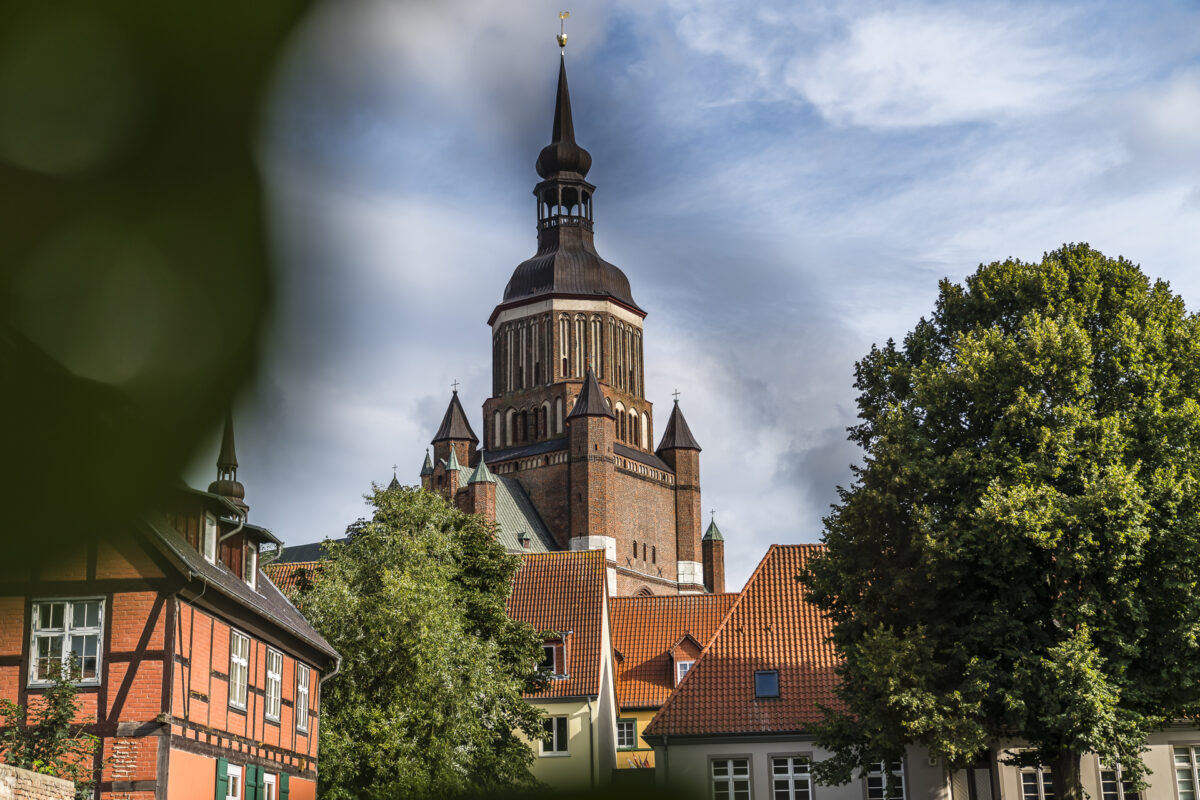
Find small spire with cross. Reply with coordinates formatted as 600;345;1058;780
672;389;681;404
557;11;570;50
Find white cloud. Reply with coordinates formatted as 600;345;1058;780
785;7;1105;128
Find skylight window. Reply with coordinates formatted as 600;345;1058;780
755;669;780;698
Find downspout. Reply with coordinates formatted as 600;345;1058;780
218;511;247;543
662;734;669;785
587;696;595;788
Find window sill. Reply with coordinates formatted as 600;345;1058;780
539;751;571;758
264;716;280;726
228;704;248;714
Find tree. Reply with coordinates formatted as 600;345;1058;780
298;484;546;799
0;662;104;799
803;245;1200;800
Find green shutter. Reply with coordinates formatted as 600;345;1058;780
279;772;289;800
216;758;229;800
247;765;259;800
255;764;266;800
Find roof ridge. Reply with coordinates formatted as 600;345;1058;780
646;545;778;734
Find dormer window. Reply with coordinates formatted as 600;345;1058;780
540;638;567;679
675;659;694;685
203;513;218;564
243;543;257;590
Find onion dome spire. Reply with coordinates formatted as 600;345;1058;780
567;366;615;419
208;410;248;513
656;399;702;453
535;54;592;180
432;389;479;445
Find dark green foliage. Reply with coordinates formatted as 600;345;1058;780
804;245;1200;797
0;664;104;799
301;484;546;799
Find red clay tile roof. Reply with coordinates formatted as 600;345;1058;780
609;593;739;710
507;550;609;700
263;560;321;596
644;545;839;737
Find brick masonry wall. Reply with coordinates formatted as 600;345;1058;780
610;470;678;583
0;764;73;800
506;460;571;547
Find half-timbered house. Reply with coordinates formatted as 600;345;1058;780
0;416;339;800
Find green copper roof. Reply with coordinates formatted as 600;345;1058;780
703;519;724;542
468;457;498;484
445;448;461;471
450;463;556;553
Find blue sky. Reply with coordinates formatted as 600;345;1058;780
186;0;1200;590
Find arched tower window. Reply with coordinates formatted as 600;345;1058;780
641;411;649;449
518;323;527;390
542;401;551;438
555;397;564;433
506;325;514;393
615;402;626;441
591;316;603;379
629;410;638;448
493;411;502;449
574;315;585;377
505;408;515;447
559;315;569;378
615;323;625;391
651;546;656;564
633;331;642;397
632;540;638;558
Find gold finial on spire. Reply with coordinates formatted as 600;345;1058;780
557;11;570;50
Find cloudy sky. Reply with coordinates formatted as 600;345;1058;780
185;0;1200;590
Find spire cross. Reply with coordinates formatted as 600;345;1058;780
710;508;716;521
672;389;681;402
451;379;460;393
392;464;398;474
557;11;570;50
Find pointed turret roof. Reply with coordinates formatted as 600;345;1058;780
420;449;434;477
446;448;461;471
656;401;702;452
432;390;479;444
704;518;724;542
469;454;498;485
535;55;592;180
387;468;400;491
567;366;615;419
208;410;248;512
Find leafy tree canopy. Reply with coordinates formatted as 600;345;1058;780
804;245;1200;798
300;484;546;799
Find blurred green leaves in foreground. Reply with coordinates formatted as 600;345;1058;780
0;0;309;562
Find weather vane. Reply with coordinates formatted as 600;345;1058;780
557;11;570;50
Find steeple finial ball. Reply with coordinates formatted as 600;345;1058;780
557;11;569;49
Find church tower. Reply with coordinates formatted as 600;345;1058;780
421;46;724;596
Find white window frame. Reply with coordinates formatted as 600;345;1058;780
296;663;311;732
1175;746;1200;800
243;544;258;590
226;763;243;800
676;659;695;685
263;772;276;800
229;630;249;710
203;513;218;563
540;715;569;756
616;718;636;750
711;757;751;800
866;760;907;800
1020;766;1055;800
28;598;105;686
1099;760;1139;800
772;755;812;800
264;648;283;721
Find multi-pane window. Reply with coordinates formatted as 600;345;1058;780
712;758;751;800
229;631;249;709
264;773;277;800
1175;746;1200;800
226;764;242;800
296;663;311;732
29;599;103;685
243;544;257;590
755;670;780;698
866;760;907;800
265;649;283;721
1100;763;1139;800
616;719;636;750
773;756;812;800
541;716;568;754
1021;768;1055;800
204;513;218;563
676;659;694;685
